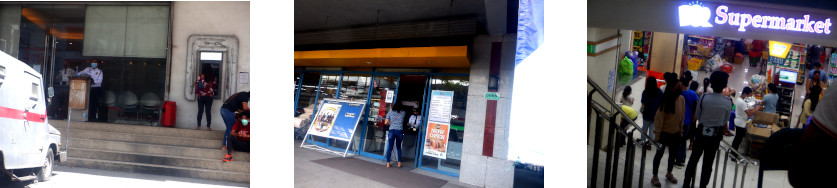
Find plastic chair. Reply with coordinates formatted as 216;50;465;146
757;128;804;188
105;90;116;106
120;91;139;120
140;92;162;122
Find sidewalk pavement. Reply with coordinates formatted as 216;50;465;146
294;140;481;188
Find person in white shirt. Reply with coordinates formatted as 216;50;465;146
78;59;104;122
60;60;76;85
730;87;760;161
408;109;421;132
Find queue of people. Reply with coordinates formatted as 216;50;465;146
629;71;775;188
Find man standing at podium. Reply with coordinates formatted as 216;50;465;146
78;59;104;122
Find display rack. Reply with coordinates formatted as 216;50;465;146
631;31;653;53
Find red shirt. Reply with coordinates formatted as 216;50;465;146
195;77;217;97
232;120;250;142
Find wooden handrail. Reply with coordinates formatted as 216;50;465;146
587;34;622;45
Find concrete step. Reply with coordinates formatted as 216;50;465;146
67;148;248;173
68;138;249;162
63;158;249;183
57;128;222;149
50;120;225;139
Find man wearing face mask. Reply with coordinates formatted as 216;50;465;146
223;111;250;162
78;59;104;122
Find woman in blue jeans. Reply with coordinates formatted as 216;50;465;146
384;105;406;168
220;91;249;150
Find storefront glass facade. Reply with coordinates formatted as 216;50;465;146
0;3;170;125
294;69;468;176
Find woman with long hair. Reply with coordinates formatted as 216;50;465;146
650;72;686;187
641;76;664;150
798;86;822;128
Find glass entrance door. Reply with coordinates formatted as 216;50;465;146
360;75;398;157
16;5;86;120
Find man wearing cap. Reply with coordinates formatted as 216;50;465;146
78;59;104;122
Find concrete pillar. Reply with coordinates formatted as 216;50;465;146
459;34;515;188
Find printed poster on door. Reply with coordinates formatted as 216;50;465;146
428;90;454;125
423;122;450;159
308;103;342;138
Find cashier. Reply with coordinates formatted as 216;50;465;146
78;59;103;122
730;87;760;160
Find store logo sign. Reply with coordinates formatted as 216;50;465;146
679;2;713;27
679;2;832;34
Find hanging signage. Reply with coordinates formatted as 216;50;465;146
423;122;450;159
384;89;394;103
428;90;454;125
679;2;832;34
768;41;792;58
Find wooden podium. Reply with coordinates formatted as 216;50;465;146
69;77;92;121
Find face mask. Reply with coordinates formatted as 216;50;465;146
91;63;98;68
241;119;249;126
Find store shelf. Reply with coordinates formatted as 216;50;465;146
689;35;715;40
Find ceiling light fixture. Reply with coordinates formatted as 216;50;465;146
366;62;372;64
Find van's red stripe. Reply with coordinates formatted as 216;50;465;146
0;106;46;123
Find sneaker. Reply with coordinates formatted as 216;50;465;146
207;127;213;131
674;162;685;169
222;154;233;162
195;126;201;130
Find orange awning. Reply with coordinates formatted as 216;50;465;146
294;46;470;68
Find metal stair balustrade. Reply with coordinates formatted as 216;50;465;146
588;76;758;188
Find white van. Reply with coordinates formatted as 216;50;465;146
0;52;66;183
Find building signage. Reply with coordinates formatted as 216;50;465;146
484;92;500;100
384;89;394;103
679;2;832;34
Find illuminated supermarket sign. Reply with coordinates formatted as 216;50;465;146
679;2;832;34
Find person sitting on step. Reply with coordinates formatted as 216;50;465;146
223;111;250;162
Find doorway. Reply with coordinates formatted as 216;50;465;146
388;74;427;168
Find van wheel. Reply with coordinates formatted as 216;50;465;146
37;148;54;182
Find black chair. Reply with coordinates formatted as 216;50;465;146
757;128;804;188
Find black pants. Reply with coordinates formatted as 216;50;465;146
616;118;636;147
227;136;250;155
731;126;748;157
88;87;102;122
197;96;213;127
653;132;682;175
683;126;723;188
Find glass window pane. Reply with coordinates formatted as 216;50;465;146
312;74;339;144
124;6;168;58
83;6;127;57
420;76;468;174
332;74;371;151
0;5;22;58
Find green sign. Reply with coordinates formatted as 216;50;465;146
485;92;500;100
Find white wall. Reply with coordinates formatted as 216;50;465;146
587;27;631;145
169;2;250;129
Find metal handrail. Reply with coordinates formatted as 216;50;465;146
588;76;661;150
720;139;758;166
